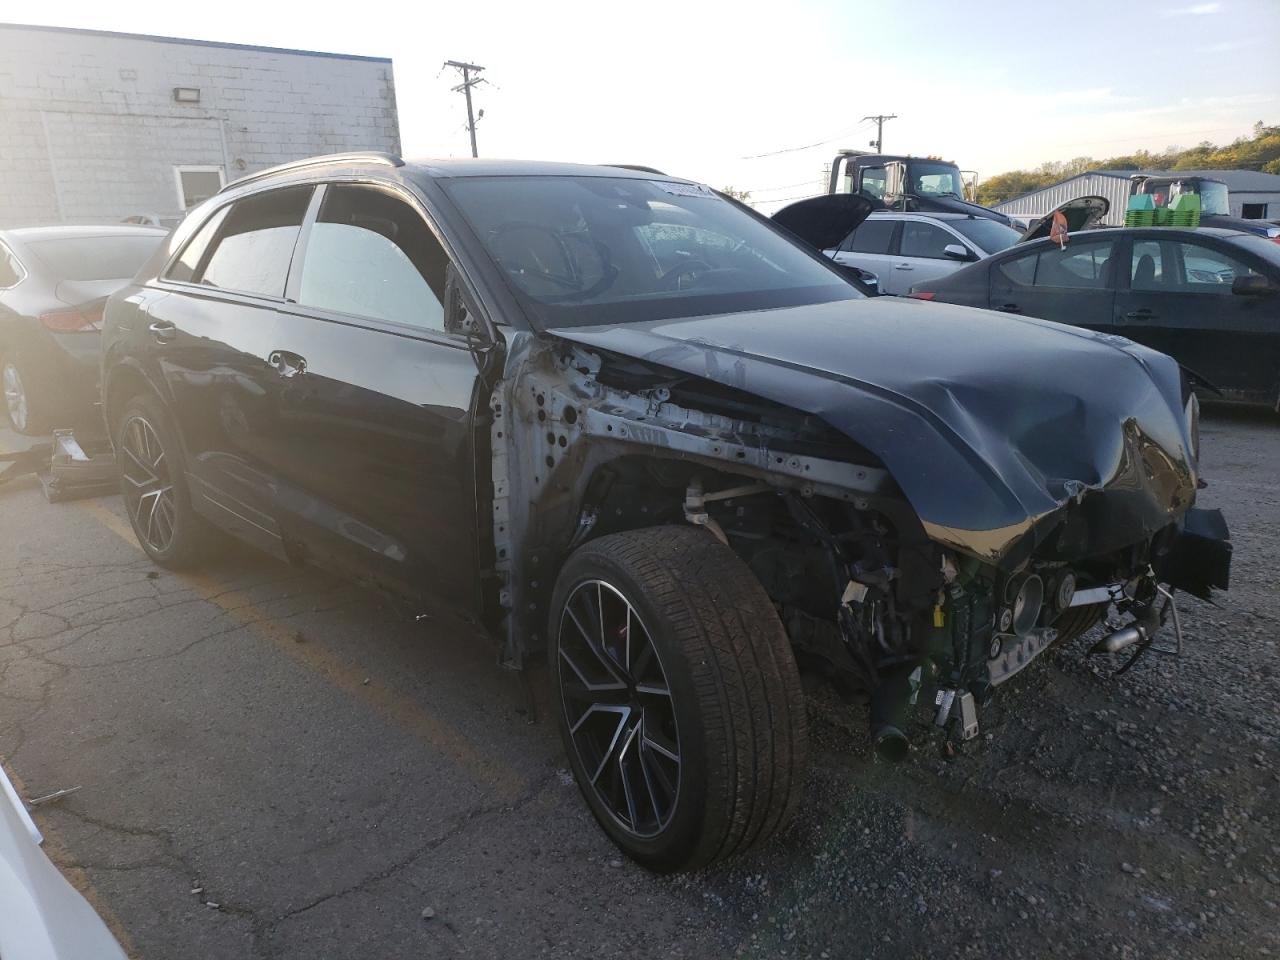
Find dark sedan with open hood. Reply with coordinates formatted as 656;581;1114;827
100;155;1230;873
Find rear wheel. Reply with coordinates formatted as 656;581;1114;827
115;393;217;568
550;525;808;872
2;352;52;435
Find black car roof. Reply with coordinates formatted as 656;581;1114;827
1014;226;1257;248
220;152;692;195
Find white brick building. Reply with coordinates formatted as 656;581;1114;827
0;23;399;227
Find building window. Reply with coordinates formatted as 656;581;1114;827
174;166;226;211
1241;203;1267;220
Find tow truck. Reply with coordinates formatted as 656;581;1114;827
1130;174;1280;239
825;149;1110;241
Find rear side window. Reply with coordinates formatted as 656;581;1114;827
995;250;1037;286
296;185;448;331
899;221;956;259
166;206;230;284
184;186;311;297
25;235;163;281
1034;240;1115;289
841;219;896;254
999;241;1116;289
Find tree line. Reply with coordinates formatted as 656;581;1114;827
976;122;1280;206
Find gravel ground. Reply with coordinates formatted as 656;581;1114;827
0;406;1276;959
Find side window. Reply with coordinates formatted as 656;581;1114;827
296;185;448;332
995;250;1037;286
165;205;230;284
899;221;958;259
1130;240;1166;291
1174;242;1259;294
1033;240;1116;289
842;219;896;254
193;186;312;297
858;167;888;200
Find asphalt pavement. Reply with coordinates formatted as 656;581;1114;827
1;407;1276;960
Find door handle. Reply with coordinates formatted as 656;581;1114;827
268;350;307;378
996;303;1021;313
893;263;914;270
147;320;176;342
1125;309;1157;320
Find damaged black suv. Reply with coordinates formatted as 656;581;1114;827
101;154;1230;872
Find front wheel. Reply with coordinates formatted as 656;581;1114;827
550;525;808;872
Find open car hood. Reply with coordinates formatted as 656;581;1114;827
550;297;1198;565
1019;196;1111;242
771;194;877;250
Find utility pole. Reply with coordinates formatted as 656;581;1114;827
862;114;898;153
444;60;486;158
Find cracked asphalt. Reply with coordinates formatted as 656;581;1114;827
1;407;1276;960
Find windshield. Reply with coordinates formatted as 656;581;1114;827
1196;181;1230;217
25;234;163;281
442;176;860;329
947;217;1022;254
908;162;965;197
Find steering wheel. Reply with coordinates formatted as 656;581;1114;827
659;259;717;290
491;222;618;300
491;221;581;289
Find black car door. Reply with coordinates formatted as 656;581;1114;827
987;236;1119;334
148;185;315;559
1114;234;1280;401
255;181;488;607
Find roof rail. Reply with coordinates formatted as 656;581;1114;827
222;152;405;192
604;164;667;176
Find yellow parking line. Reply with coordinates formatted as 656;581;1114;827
2;764;142;960
76;499;525;803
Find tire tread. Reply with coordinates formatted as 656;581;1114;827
558;525;807;871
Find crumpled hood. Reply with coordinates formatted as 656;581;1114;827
551;297;1198;563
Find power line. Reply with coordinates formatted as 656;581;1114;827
749;179;826;193
740;121;872;160
444;60;486;158
749;193;817;206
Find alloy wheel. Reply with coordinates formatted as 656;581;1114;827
558;579;681;838
119;415;177;553
2;362;27;432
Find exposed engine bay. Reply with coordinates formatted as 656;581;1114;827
487;319;1232;756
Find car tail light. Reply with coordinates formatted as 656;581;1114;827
908;291;936;300
38;304;104;332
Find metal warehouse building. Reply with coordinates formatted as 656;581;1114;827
992;169;1280;226
0;23;399;228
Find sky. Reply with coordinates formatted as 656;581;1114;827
8;0;1280;212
